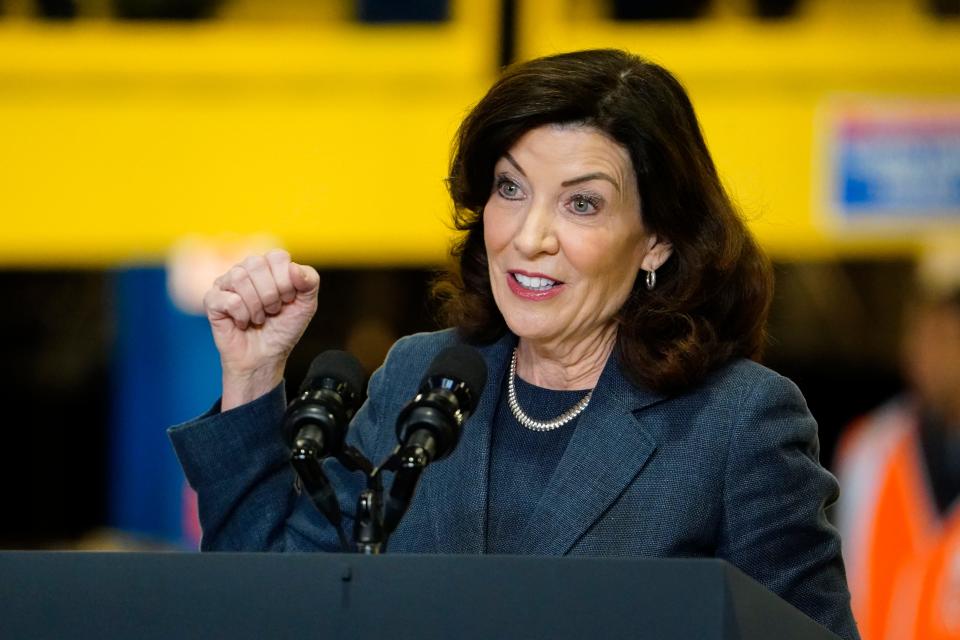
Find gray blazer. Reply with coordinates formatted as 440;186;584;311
170;329;859;639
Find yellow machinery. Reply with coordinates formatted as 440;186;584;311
0;0;957;267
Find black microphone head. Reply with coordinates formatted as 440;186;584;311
299;350;366;400
285;350;364;453
423;344;487;412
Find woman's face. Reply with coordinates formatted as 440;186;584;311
484;124;669;349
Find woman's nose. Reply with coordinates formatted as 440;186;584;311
512;202;559;257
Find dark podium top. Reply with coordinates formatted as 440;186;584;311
0;552;840;639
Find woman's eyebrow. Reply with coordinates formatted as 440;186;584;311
503;152;526;176
562;172;621;194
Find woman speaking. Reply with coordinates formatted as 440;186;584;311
170;49;859;639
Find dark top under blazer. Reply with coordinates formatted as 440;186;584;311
169;329;860;639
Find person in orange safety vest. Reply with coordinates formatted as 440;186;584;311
835;280;960;640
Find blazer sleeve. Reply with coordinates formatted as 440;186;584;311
168;350;396;552
717;372;861;640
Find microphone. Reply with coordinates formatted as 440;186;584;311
285;350;365;458
382;344;487;534
284;350;365;536
396;344;487;461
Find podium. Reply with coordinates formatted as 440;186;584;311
0;552;840;639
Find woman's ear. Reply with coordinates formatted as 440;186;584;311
641;235;673;272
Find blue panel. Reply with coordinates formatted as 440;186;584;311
110;267;220;547
834;122;960;220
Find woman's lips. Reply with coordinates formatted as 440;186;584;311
505;272;564;300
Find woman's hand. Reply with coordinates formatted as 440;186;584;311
203;249;320;411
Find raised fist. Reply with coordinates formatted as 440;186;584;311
203;249;320;410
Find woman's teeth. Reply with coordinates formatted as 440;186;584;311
514;273;557;290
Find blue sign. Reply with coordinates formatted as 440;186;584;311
832;107;960;224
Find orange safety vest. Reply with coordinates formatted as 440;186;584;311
836;401;960;640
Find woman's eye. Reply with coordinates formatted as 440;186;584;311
569;194;600;215
497;179;522;200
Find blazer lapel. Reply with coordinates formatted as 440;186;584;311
420;333;515;553
516;355;666;556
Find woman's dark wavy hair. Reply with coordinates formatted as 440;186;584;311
434;49;773;394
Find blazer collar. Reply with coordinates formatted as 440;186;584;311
422;332;667;555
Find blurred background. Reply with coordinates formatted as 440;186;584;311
0;0;957;557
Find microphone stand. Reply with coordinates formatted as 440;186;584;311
352;439;429;554
293;441;418;555
354;484;384;555
290;441;375;552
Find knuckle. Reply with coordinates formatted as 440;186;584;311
226;294;247;316
265;248;290;264
228;265;248;283
242;255;266;271
202;288;218;309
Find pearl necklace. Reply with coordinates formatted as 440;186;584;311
507;348;593;432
